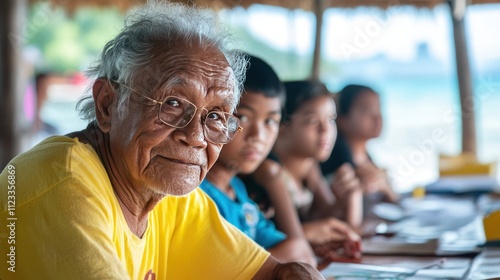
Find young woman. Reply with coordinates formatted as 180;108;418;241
200;55;316;266
320;84;399;204
244;80;362;262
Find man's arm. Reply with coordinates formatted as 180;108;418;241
253;256;325;280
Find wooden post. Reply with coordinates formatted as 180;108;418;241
448;0;477;156
311;0;325;81
0;0;25;169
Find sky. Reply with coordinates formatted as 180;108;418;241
237;3;500;67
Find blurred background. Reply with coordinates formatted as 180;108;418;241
2;0;499;193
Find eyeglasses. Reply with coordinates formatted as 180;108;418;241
116;83;242;144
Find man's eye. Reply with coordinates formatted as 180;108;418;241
207;111;224;121
166;98;181;107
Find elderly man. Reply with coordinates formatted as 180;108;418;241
0;1;323;279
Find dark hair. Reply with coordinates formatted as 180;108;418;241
243;54;285;107
337;84;377;116
282;80;331;123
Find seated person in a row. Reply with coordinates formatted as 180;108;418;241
201;54;317;266
0;2;322;279
243;80;362;261
321;84;399;210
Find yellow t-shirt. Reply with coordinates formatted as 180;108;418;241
0;136;269;280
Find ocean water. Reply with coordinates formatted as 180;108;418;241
333;75;500;192
38;75;500;193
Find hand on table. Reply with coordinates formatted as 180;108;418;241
310;222;362;263
313;239;362;264
303;217;362;261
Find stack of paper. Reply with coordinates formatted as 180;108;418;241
362;236;439;255
321;258;471;279
467;248;500;279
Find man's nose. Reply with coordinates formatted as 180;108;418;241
173;111;208;148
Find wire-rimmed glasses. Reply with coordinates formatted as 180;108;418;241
116;83;242;144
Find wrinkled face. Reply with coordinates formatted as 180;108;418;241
107;42;236;196
216;92;282;174
281;95;337;162
340;91;382;140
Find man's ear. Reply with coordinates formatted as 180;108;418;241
93;78;116;133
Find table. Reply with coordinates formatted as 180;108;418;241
322;256;471;279
321;194;500;279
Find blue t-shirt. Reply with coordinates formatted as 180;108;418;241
200;177;286;249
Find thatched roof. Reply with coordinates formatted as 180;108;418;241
194;0;500;10
29;0;500;12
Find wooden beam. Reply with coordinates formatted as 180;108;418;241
311;0;325;81
448;0;477;155
0;0;25;169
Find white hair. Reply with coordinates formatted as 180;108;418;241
77;0;247;121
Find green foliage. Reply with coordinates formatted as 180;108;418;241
26;3;123;73
25;4;337;79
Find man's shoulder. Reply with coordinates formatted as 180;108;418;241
8;135;101;177
12;135;98;168
0;135;107;209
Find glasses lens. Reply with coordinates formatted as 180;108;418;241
204;112;240;144
158;96;239;144
159;97;197;128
